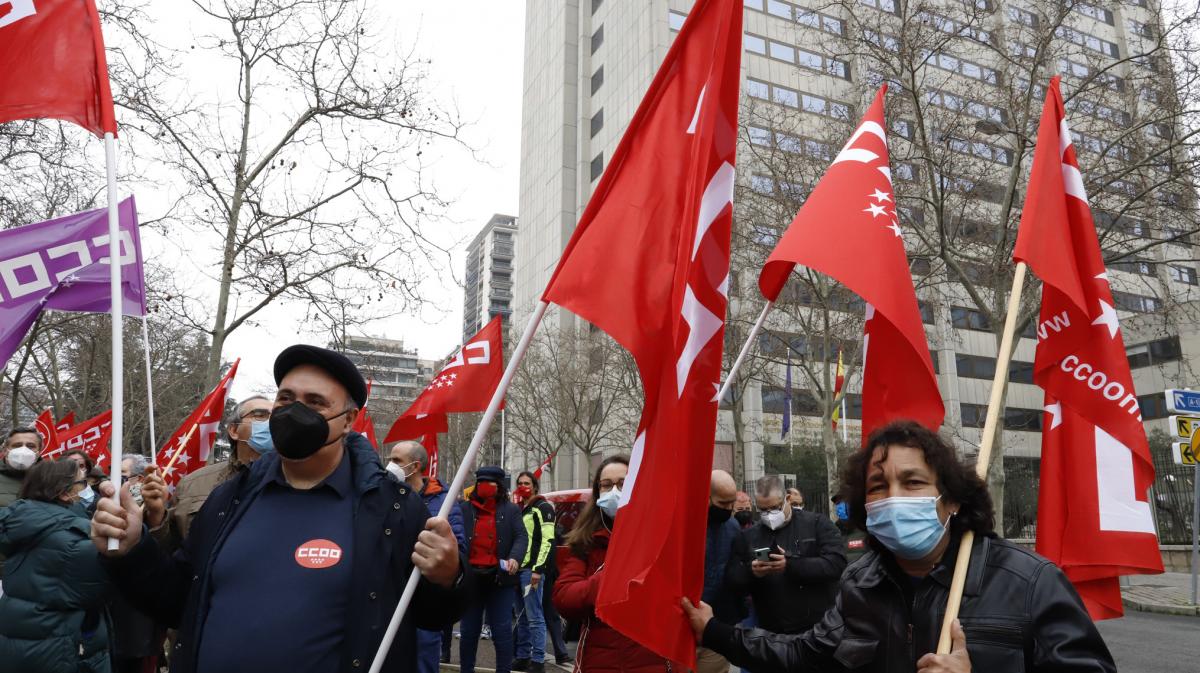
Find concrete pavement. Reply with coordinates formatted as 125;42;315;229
1122;572;1200;617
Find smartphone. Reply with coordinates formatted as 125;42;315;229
753;547;772;563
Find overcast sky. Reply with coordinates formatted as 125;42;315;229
132;2;526;400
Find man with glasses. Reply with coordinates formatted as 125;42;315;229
145;395;275;548
724;475;846;637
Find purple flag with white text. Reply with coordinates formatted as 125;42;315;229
0;197;146;366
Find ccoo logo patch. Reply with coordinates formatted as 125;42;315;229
295;539;343;569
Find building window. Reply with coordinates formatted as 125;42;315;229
590;109;604;137
961;404;1043;431
951;306;991;331
1109;259;1156;276
917;10;993;44
767;0;791;19
744;34;766;54
1008;6;1038;28
956;354;996;380
1055;25;1119;57
668;10;687;32
1073;2;1114;25
590;152;604;182
926;51;1000;85
1127;336;1183;369
591;25;603;54
1169;265;1199;286
591;0;603;14
1138;393;1168;420
1009;360;1034;384
859;0;898;13
591;66;604;95
1112;290;1162;313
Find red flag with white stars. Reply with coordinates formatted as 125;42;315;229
1017;78;1162;619
397;316;504;418
758;86;943;440
0;0;118;137
42;409;110;465
155;360;239;488
34;409;59;455
540;0;741;665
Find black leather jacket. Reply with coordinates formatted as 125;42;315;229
704;533;1115;673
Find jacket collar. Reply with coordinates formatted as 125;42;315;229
244;431;382;500
857;530;989;597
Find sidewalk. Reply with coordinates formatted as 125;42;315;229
1122;572;1199;617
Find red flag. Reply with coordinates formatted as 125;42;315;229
758;86;943;440
383;412;448;445
423;431;440;479
34;409;59;455
42;409;112;467
55;411;77;433
532;449;558;480
155;360;239;488
831;348;846;431
0;0;117;137
1017;78;1162;619
540;1;742;665
350;380;378;449
397;316;504;418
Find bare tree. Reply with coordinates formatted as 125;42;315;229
119;0;473;388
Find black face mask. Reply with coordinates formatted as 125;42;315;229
734;510;753;526
708;503;733;525
269;402;349;460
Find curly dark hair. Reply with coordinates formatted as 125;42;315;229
842;420;994;539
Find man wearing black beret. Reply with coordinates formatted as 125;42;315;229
91;344;467;673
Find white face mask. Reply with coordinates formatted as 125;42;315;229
79;485;95;503
761;509;786;531
385;462;406;480
5;447;36;471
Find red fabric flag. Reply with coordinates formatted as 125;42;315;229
532;449;558;480
540;1;742;665
42;409;111;468
0;0;117;137
55;411;77;433
383;412;448;445
155;360;239;488
423;431;440;479
758;86;943;440
34;409;59;455
1017;78;1162;619
399;316;505;417
831;348;846;431
350;381;378;449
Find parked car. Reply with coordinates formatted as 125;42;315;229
541;488;590;535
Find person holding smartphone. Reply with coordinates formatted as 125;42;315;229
723;475;846;637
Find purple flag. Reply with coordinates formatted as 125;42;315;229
1;196;146;366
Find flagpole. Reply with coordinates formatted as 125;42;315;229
936;262;1028;653
841;396;848;443
716;301;774;403
104;133;123;552
501;408;507;471
369;301;549;673
141;316;157;465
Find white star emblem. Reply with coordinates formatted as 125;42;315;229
711;382;723;403
449;373;457;381
178;452;190;466
163;466;175;477
870;188;892;202
1091;299;1120;339
1094;271;1108;281
1045;402;1062;430
864;203;888;218
887;220;903;237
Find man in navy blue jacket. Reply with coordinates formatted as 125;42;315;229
91;345;467;673
699;469;744;673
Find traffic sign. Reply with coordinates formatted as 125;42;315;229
1172;441;1197;466
1166;389;1200;414
1167;415;1200;439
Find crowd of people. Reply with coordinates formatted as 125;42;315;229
0;344;1121;673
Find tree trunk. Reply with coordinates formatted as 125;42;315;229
732;383;746;487
822;419;840;521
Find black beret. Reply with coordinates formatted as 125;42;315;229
274;344;368;408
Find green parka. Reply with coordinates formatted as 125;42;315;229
0;499;112;673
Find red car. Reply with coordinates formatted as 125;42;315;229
541;488;590;534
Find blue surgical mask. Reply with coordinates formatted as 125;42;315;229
835;501;849;521
596;487;621;518
248;420;274;454
865;495;951;560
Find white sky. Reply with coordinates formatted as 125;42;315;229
128;2;526;399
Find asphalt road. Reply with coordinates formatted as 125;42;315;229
1096;611;1197;673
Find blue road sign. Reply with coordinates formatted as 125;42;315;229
1166;389;1200;414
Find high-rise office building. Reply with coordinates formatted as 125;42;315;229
335;335;438;404
516;0;1197;533
464;214;518;343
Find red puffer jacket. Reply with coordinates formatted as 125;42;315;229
553;528;671;673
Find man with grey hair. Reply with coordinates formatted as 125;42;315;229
387;439;466;673
145;394;275;547
725;475;846;636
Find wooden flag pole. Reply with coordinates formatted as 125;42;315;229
936;261;1028;653
161;421;201;476
369;301;549;673
716;301;774;403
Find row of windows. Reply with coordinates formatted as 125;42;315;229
749;174;806;198
1008;6;1038;28
956;354;1035;384
1055;25;1120;58
746;78;853;120
758;331;857;362
1073;2;1115;26
961;403;1043;431
922;50;1000;86
1059;57;1125;93
942;134;1013;166
743;33;850;80
1073;98;1131;127
1127;336;1183;369
917;10;994;45
1112;290;1162;313
761;386;862;417
743;0;846;38
747;125;835;160
925;89;1006;124
1073;130;1132;162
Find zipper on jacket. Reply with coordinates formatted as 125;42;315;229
907;623;914;661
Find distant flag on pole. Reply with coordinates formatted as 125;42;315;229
34;409;59;455
350;380;379;449
41;409;112;466
781;352;792;440
831;348;846;431
533;449;559;480
156;360;239;489
56;411;78;433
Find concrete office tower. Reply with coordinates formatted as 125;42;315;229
516;0;1197;538
463;214;519;343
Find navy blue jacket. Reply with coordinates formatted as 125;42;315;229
703;517;743;624
459;491;527;587
419;477;466;555
101;433;467;673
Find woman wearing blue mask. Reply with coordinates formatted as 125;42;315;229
554;455;669;673
684;420;1116;673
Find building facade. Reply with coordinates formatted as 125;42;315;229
335;335;438;404
464;214;518;343
516;0;1197;538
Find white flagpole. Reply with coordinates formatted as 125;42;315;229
369;301;549;673
104;133;123;552
716;301;773;403
841;396;848;443
141;316;157;465
500;407;507;470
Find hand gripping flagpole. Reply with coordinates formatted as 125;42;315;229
141;316;158;465
104;133;124;552
936;262;1028;653
715;301;774;404
369;301;550;673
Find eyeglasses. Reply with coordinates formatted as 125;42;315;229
239;409;271;422
598;478;625;491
